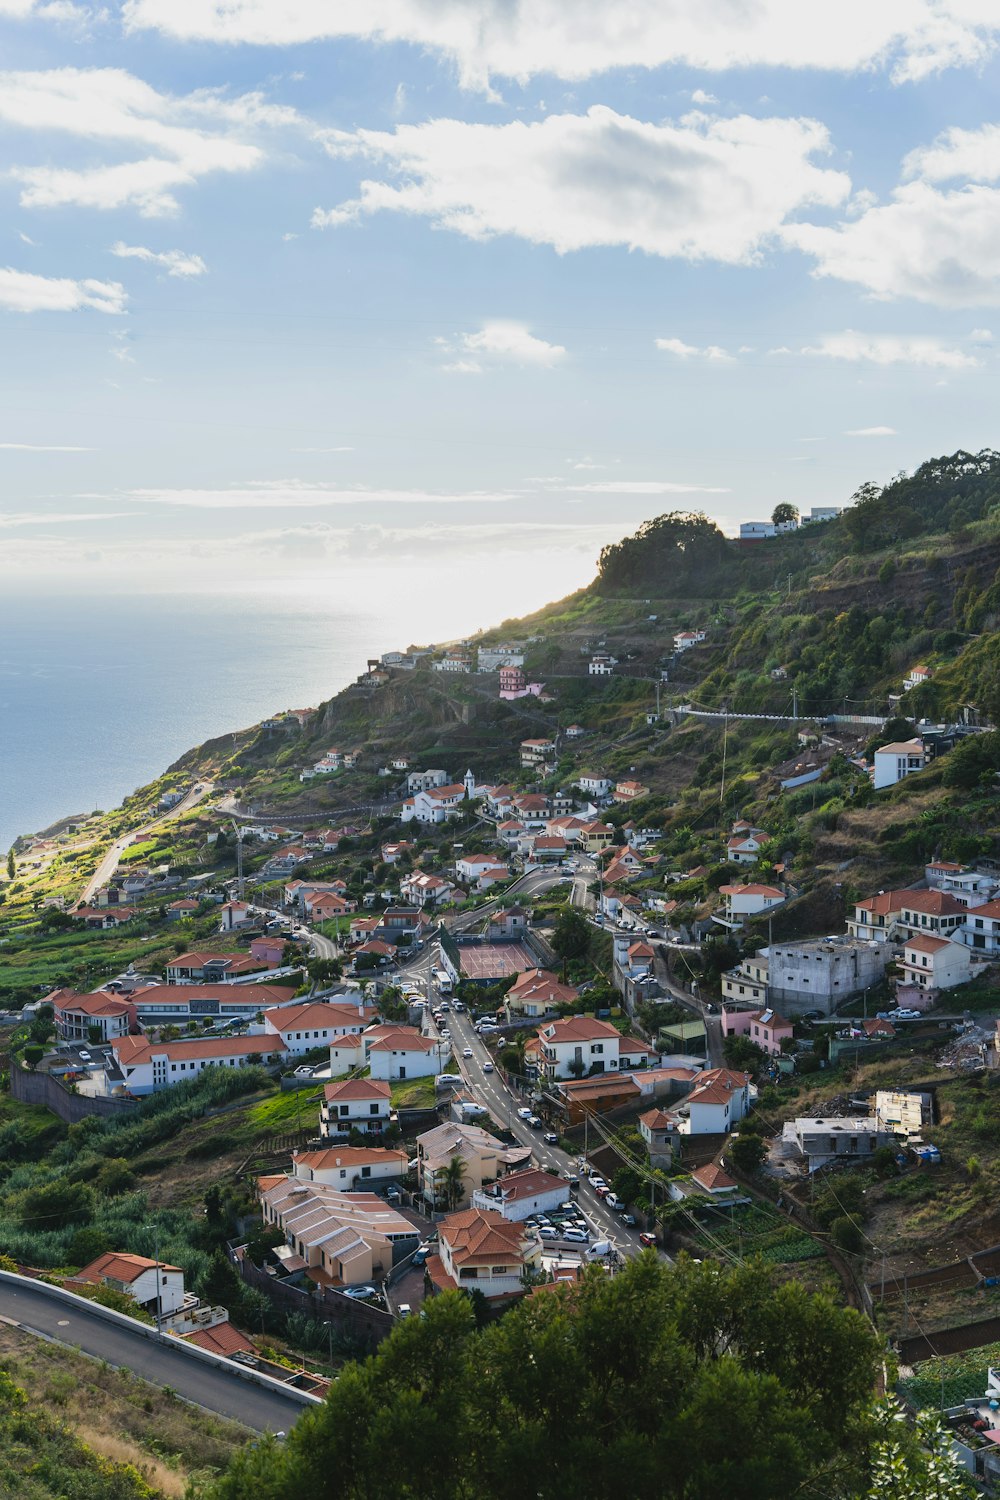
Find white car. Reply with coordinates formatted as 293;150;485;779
517;1108;533;1120
562;1228;589;1243
462;1047;473;1058
894;1008;922;1020
78;1050;91;1062
482;1061;494;1073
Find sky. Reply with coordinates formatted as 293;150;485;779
4;1;1000;611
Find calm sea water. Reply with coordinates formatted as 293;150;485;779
0;591;400;853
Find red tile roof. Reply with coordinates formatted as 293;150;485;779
324;1077;391;1102
75;1251;181;1285
183;1322;255;1357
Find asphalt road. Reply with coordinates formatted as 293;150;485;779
79;780;215;905
0;1279;311;1433
441;1007;651;1260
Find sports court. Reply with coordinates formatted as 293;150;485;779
458;941;538;981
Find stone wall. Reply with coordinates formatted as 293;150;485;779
10;1066;137;1124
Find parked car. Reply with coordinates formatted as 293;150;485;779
895;1008;922;1020
605;1193;625;1211
562;1228;589;1243
342;1285;379;1301
543;1131;559;1144
593;1183;610;1198
79;1050;91;1062
538;1225;560;1240
620;1213;637;1227
293;1064;314;1077
639;1232;657;1248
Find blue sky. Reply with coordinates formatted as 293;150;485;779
4;2;1000;617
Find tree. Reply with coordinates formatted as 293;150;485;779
203;1256;882;1500
551;906;591;961
865;1402;976;1499
772;503;799;527
728;1133;767;1174
722;1034;766;1072
434;1154;468;1210
5;849;13;881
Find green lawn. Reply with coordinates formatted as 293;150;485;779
248;1085;325;1132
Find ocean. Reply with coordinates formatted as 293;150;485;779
0;552;593;853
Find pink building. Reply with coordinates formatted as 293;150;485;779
721;1005;793;1057
249;935;285;967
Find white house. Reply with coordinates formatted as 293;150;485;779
872;738;929;790
320;1077;394;1138
434;1208;540;1299
472;1167;567;1222
52;989;135;1043
669;1068;750;1135
726;828;766;865
674;628;707;651
72;1252;186;1317
904;665;933;693
575;774;613;799
407;769;449;794
291;1145;408;1188
519;737;556;768
263;1000;373;1056
366;1025;447;1081
738;522;775;543
433;652;472;673
589;653;617;675
219;900;253;932
401;783;467;825
713;883;785;930
399;871;457;907
108;1033;287;1094
900;935;973;993
456;853;510;889
536;1016;622;1081
960;897;1000;956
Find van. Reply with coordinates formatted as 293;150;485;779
587;1240;611;1259
397;1304;412;1319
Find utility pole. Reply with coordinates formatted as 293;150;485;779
145;1222;163;1339
792;685;798;722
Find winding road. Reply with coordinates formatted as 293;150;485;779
0;1276;313;1432
78;780;215;906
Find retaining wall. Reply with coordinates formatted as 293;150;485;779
11;1066;137;1123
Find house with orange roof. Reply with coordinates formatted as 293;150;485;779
578;820;616;854
519;737;556;769
430;1208;541;1299
900;934;972;993
166;898;199;921
872;737;930;790
320;1077;394;1138
503;968;579;1021
400;871;457;908
165;951;265;983
536;1015;623;1081
714;883;785;930
904;664;933;692
70;1251;186;1316
638;1106;681;1166
263;999;374;1056
613;779;650;802
366;1025;447;1081
219;900;253;932
290;1144;408;1188
52;989;137;1043
726;826;766;865
258;1178;419;1284
472;1167;567;1222
690;1162;740;1196
668;1067;751;1135
847;889;908;942
401;782;467;825
107;1032;287;1095
70;905;137;930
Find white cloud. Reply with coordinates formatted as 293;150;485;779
110;241;207;276
0;266;126;313
655;335;735;361
562;479;730;494
0;511;128;526
0;68;299;217
122;482;516;508
121;1;1000;92
971;326;994;342
786;180;1000;307
905;122;1000;183
0;441;93;449
801;330;979;368
442;319;567;370
844;425;897;435
691;90;719;105
314;107;850;266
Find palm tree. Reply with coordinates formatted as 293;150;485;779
434;1153;468;1210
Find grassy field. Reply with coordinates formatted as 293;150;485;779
0;1322;252;1498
